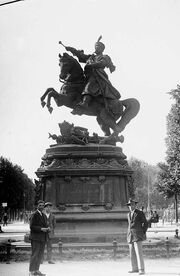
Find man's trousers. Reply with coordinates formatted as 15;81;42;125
129;241;145;271
47;238;53;261
29;240;45;272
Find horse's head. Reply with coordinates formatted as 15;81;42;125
59;53;84;82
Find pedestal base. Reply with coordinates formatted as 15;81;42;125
36;143;134;243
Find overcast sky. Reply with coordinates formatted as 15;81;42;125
0;0;179;179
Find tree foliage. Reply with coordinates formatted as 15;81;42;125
0;156;35;210
156;162;175;198
129;157;169;209
156;85;180;199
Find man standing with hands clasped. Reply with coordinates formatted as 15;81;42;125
126;198;148;275
29;200;50;276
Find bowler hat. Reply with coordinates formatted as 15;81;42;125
45;202;52;207
126;198;138;206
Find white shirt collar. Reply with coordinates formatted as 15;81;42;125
45;213;50;218
37;209;42;216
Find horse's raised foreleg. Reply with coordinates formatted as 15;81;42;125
40;88;54;108
46;89;60;113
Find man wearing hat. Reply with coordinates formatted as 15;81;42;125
29;200;49;276
65;36;120;113
126;198;148;275
44;202;56;264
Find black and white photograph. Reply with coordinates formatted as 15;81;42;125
0;0;180;275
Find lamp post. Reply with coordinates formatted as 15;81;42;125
147;166;150;212
175;191;178;223
144;164;151;213
23;192;25;212
174;161;179;223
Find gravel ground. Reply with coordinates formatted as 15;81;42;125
1;258;180;276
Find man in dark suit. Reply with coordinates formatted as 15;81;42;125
126;198;148;275
44;202;56;264
29;200;50;276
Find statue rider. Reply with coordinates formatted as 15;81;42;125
65;36;121;111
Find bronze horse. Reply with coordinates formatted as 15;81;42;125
41;53;140;141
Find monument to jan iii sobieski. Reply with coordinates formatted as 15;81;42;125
36;37;140;242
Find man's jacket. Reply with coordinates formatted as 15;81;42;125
46;213;56;239
127;209;148;244
29;210;48;242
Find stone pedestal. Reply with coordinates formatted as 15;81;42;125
36;144;134;243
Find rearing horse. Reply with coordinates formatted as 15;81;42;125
41;53;140;140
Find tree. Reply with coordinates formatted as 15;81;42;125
156;162;175;198
128;157;160;210
156;85;180;222
0;156;35;210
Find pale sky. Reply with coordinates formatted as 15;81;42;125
0;0;179;179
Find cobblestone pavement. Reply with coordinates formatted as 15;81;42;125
1;258;180;276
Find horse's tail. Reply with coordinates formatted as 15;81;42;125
116;98;140;133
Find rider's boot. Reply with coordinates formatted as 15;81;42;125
71;95;92;115
78;95;92;108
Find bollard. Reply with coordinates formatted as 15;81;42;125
175;229;179;238
58;239;63;259
113;239;117;260
165;237;170;259
6;239;11;264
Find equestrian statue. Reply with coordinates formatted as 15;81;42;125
40;36;140;144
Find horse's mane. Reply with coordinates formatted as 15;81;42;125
60;53;83;71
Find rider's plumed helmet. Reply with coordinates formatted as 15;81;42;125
95;35;105;52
